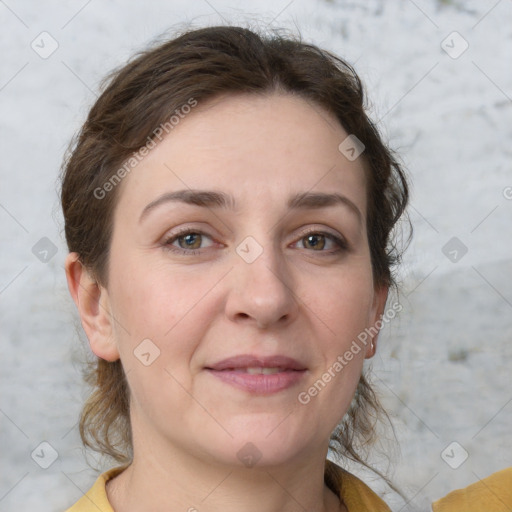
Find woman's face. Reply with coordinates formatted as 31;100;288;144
95;93;387;467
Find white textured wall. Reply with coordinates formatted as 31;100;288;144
1;1;510;511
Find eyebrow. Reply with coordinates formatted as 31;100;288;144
139;189;363;225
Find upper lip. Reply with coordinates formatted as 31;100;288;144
206;354;307;371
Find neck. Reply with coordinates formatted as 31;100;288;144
106;439;344;512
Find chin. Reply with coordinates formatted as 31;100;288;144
209;444;304;470
202;421;315;470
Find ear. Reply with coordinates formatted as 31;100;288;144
65;252;120;362
364;284;389;359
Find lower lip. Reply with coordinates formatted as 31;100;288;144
206;369;306;394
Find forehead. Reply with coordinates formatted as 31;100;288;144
115;93;367;220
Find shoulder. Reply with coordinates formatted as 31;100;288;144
432;467;512;512
64;466;127;512
325;459;392;512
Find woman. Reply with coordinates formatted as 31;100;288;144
61;24;422;511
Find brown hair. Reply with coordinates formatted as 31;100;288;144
61;25;410;483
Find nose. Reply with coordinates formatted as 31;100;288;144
224;240;299;329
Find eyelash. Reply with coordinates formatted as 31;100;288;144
163;227;348;256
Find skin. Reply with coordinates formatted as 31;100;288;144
66;93;388;512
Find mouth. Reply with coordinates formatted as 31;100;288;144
205;354;307;394
228;367;292;375
206;354;307;372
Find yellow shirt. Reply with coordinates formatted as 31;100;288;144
64;462;512;511
64;459;391;511
432;466;512;512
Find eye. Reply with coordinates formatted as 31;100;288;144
162;227;348;256
294;230;348;253
164;229;214;254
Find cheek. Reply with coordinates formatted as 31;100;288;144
109;251;204;336
301;261;375;341
107;251;223;376
293;261;375;408
106;260;218;417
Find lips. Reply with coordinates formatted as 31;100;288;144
206;354;307;372
205;354;307;394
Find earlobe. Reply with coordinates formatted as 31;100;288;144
365;285;389;359
64;253;120;362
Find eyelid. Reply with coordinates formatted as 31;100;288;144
294;225;345;240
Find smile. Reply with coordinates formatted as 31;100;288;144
206;367;306;394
